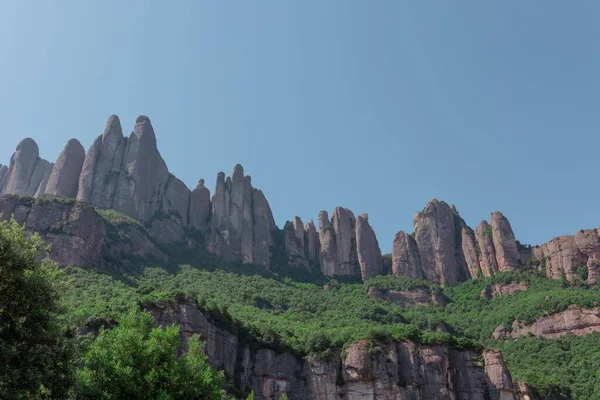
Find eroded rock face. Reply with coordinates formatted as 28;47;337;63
77;115;127;209
532;236;586;281
318;210;337;276
413;200;462;286
2;138;52;197
332;207;359;277
45;139;86;198
284;218;309;269
189;179;211;233
391;231;424;279
494;306;600;340
462;227;482;278
304;220;320;266
484;350;515;400
476;221;499;277
491;212;520;272
0;194;166;268
208;165;276;267
355;213;382;280
367;286;444;308
0;164;7;192
149;299;522;400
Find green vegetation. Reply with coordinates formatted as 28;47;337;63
59;264;600;399
0;219;230;399
73;311;229;400
0;218;73;399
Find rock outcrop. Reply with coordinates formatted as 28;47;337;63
355;213;382;280
480;282;529;300
484;350;515;400
476;221;499;277
1;138;54;197
208;165;276;267
0;194;166;268
45;139;86;198
391;231;424;279
188;179;211;233
149;298;523;400
491;212;521;272
283;217;309;269
304;220;320;266
413;200;469;286
367;286;444;308
493;306;600;340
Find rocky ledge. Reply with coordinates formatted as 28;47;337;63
493;305;600;340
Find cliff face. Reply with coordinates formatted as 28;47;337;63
148;299;523;400
493;306;600;340
0;195;167;269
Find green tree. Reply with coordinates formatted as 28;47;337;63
73;311;229;399
0;218;73;399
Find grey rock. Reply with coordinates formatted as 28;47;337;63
77;115;126;208
45;139;85;198
355;213;382;280
2;138;41;195
476;221;499;277
490;211;521;271
304;220;320;266
392;231;424;279
189;179;211;233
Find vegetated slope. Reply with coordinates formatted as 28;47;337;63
62;255;600;399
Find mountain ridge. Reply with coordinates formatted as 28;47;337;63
1;114;598;287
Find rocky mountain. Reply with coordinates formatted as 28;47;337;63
1;114;598;289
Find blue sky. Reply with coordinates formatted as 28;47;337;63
1;1;599;252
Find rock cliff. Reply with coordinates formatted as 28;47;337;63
148;298;524;400
2;114;600;288
493;305;600;340
0;194;166;269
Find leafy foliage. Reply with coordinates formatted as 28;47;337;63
72;311;229;400
0;218;73;399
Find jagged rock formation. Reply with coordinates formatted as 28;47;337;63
208;165;277;267
476;221;499;277
3;114;600;288
0;195;167;268
391;231;424;279
45;139;85;198
283;217;309;269
149;298;524;400
493;306;600;340
491;212;521;272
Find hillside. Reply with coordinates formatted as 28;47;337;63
1;116;600;399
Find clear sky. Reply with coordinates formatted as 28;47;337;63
1;1;599;252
